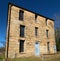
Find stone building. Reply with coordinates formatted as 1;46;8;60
5;3;56;58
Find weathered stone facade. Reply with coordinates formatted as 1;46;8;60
5;3;56;58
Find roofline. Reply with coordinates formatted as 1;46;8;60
8;3;54;21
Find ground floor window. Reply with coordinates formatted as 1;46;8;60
47;42;50;52
19;40;25;52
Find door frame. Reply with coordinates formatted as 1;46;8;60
35;41;40;56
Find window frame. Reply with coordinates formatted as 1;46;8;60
19;10;24;20
46;18;48;26
19;40;25;52
46;30;49;38
35;14;37;22
20;25;25;37
35;27;38;36
47;42;50;52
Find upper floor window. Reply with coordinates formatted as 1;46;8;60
19;10;24;20
46;30;48;38
35;27;38;36
20;25;25;37
46;18;47;26
35;14;37;22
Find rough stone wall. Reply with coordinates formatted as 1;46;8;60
5;4;56;58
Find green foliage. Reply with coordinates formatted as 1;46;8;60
0;53;5;59
0;47;5;61
56;39;60;51
0;47;5;53
0;53;5;61
55;28;60;51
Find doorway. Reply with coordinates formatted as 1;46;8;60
35;41;40;56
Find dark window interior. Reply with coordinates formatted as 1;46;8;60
35;42;38;44
35;14;37;22
19;40;25;52
46;30;48;37
19;10;24;20
47;42;50;51
35;27;38;36
20;25;25;37
46;18;47;25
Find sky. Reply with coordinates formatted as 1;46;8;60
0;0;60;47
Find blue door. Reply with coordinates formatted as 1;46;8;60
35;42;40;56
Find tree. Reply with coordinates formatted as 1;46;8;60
55;28;60;51
0;41;5;53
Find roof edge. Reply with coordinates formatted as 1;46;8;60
8;2;54;21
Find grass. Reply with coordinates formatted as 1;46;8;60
9;57;41;61
0;53;5;61
0;53;60;61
